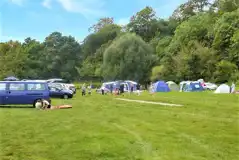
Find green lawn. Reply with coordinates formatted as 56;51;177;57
0;91;238;160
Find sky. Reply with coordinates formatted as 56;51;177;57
0;0;188;42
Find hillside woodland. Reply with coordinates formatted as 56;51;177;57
0;0;238;84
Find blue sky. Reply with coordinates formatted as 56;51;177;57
0;0;187;42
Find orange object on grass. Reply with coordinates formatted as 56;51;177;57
50;105;72;109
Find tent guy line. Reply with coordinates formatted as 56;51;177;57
115;98;183;107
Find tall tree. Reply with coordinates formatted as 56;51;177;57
42;32;82;80
212;9;239;60
171;0;213;21
21;37;44;79
0;41;27;79
82;24;122;58
89;17;114;33
127;6;159;42
102;33;156;83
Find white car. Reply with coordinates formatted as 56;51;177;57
204;83;218;90
47;79;76;94
48;83;74;94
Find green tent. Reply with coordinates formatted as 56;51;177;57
166;81;179;91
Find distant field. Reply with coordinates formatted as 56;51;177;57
0;91;238;160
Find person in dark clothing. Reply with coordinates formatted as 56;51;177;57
110;84;113;94
120;84;124;95
136;83;141;96
130;85;134;93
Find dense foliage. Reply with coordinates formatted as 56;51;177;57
0;0;238;84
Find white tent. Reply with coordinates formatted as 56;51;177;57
214;84;230;94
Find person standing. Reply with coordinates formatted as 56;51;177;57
88;84;92;95
136;83;141;96
82;83;86;96
130;84;134;94
110;84;113;94
120;84;124;95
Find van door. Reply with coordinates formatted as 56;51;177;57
5;83;26;104
0;82;7;105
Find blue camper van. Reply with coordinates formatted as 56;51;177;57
0;81;51;107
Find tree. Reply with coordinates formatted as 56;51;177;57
127;6;159;42
156;36;172;60
89;17;114;33
171;0;213;21
212;0;239;13
174;41;217;81
214;60;238;83
212;9;239;59
167;13;217;56
42;32;82;80
0;41;27;79
150;65;164;82
21;38;44;79
102;33;156;83
82;24;122;58
229;30;239;68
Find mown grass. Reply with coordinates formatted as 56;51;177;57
0;91;238;160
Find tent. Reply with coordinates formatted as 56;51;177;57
181;81;204;92
214;84;231;94
152;81;170;92
100;81;138;93
166;81;179;91
179;81;191;92
125;80;137;91
3;76;19;81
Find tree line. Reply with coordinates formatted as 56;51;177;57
0;0;238;84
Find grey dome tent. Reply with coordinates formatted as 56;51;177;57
166;81;179;91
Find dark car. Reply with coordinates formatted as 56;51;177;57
49;86;73;99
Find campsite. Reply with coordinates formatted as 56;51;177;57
1;0;239;159
0;79;239;160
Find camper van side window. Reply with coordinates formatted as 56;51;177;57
9;83;25;91
0;83;6;91
27;83;46;91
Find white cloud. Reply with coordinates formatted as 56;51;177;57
117;17;130;26
55;0;106;19
8;0;26;6
42;0;52;9
41;0;107;19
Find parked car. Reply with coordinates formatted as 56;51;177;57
49;86;73;99
48;83;73;94
204;83;218;90
0;81;51;107
47;79;76;94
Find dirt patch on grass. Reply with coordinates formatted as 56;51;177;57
115;98;183;107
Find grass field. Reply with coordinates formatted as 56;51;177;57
0;91;238;160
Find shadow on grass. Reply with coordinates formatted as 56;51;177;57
0;105;33;109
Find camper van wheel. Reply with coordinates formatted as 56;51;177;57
63;94;68;99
